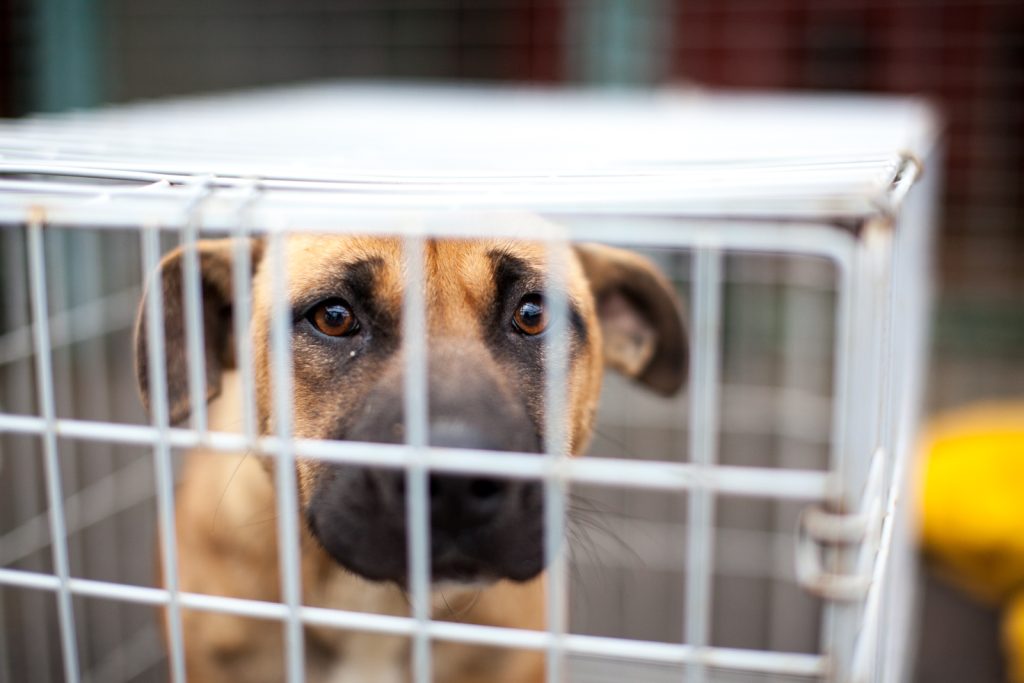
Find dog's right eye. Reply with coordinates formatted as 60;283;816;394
512;293;548;335
308;299;359;337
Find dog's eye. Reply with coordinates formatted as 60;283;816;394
309;299;359;337
512;294;547;335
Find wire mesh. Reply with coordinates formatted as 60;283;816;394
0;85;935;683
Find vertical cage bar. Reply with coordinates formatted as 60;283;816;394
544;237;571;683
836;240;881;679
685;246;723;683
27;216;81;683
2;224;52;683
46;231;83;601
862;227;896;682
180;182;213;435
881;159;935;683
871;237;896;494
232;185;261;445
402;233;432;683
821;248;857;678
269;229;305;683
140;225;186;683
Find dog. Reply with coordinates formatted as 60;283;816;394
134;222;687;683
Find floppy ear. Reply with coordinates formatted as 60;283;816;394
134;238;263;425
575;243;688;396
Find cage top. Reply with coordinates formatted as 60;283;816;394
0;83;937;227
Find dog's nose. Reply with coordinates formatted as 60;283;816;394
426;420;520;528
368;421;530;529
375;470;513;528
429;474;510;527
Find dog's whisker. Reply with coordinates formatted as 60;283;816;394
211;448;254;531
435;588;482;622
460;589;483;619
439;589;456;618
565;527;600;609
233;513;280;529
567;491;624;517
570;521;626;599
397;586;413;610
590;427;638;459
566;505;646;570
568;491;656;524
568;523;602;570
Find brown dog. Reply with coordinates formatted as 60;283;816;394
134;229;686;682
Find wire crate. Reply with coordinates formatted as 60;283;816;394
0;85;938;683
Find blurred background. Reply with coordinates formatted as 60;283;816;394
0;1;1021;681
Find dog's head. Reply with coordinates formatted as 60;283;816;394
135;231;686;585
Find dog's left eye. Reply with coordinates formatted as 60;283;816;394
308;299;359;337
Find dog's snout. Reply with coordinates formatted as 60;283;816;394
430;473;510;527
311;345;547;584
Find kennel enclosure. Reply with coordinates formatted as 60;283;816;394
0;85;938;683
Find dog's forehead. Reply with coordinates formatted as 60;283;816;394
277;234;561;301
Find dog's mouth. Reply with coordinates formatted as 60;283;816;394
305;473;547;587
307;522;547;588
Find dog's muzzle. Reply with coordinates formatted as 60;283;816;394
305;359;546;586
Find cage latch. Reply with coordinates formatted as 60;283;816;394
795;449;887;601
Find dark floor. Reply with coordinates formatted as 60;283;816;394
915;569;1007;683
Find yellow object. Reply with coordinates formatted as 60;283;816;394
919;402;1024;681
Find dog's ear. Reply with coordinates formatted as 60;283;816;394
134;238;263;425
575;243;687;396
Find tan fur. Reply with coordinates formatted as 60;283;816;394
140;232;685;683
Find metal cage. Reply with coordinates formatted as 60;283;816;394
0;85;938;683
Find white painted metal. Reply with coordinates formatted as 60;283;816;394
267;228;307;683
685;247;723;683
140;226;185;683
27;216;81;683
0;85;937;683
403;233;433;683
544;237;572;683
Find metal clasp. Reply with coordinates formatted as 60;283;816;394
795;448;886;601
